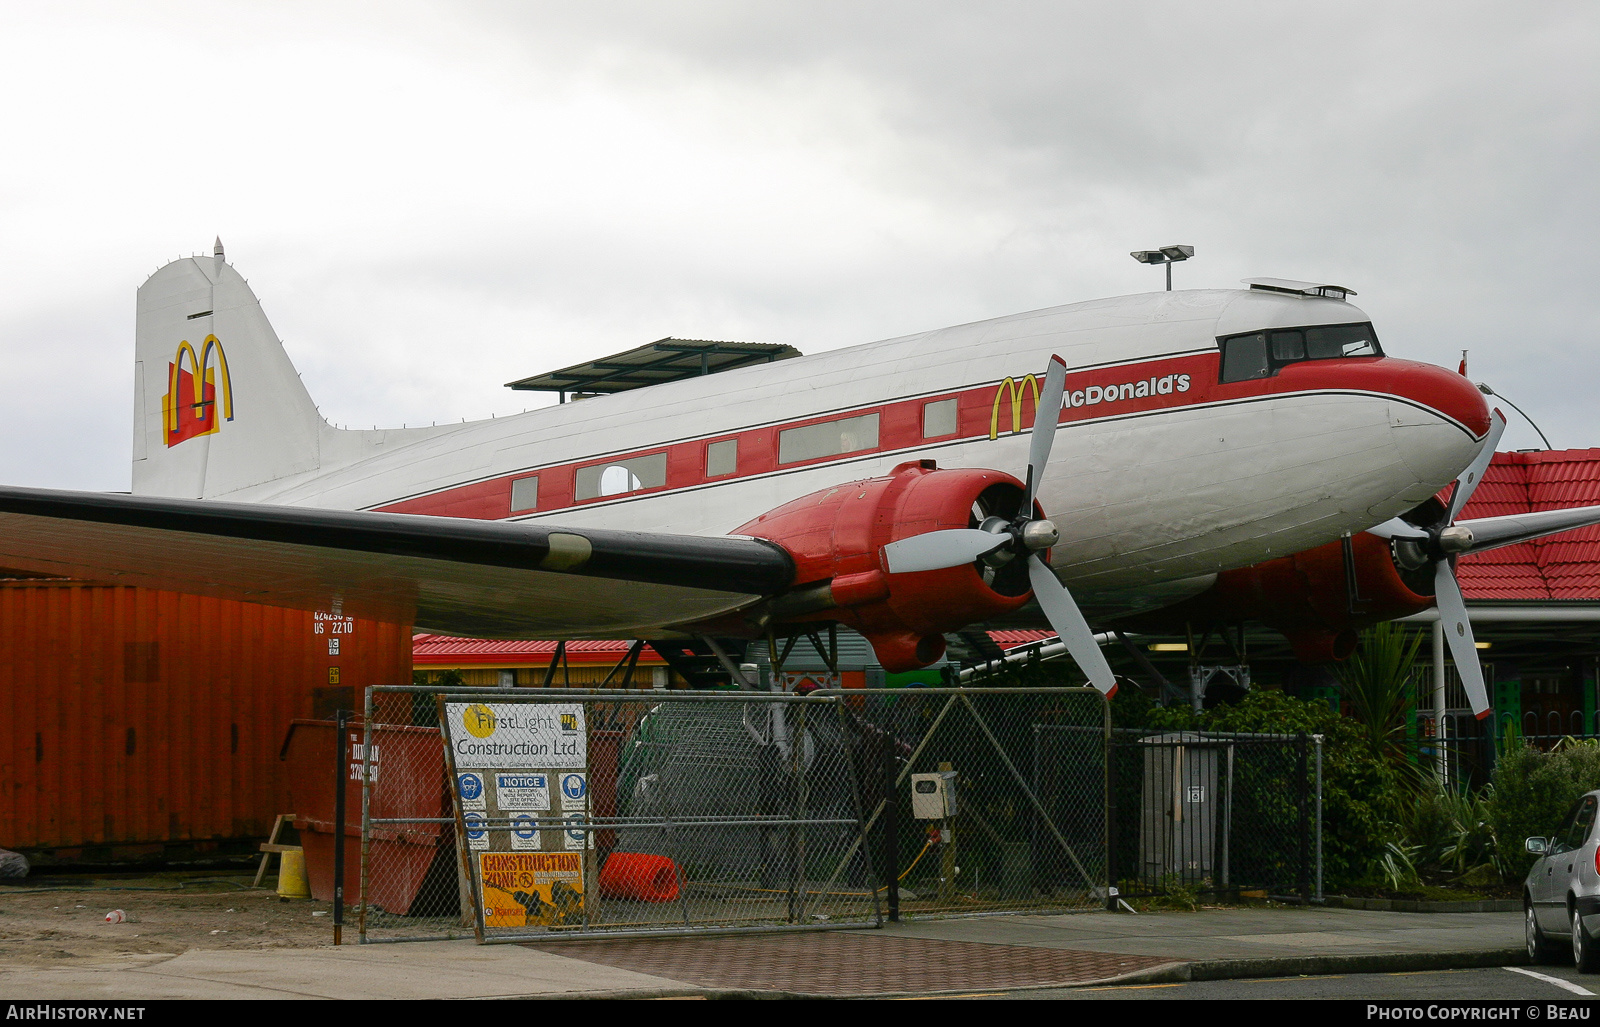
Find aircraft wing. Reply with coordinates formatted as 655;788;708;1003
0;486;794;638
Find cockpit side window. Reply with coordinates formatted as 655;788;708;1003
1221;333;1271;382
1218;321;1382;383
1271;330;1305;361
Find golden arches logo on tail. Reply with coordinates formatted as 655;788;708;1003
989;373;1042;440
161;334;233;448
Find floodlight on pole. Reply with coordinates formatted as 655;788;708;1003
1130;245;1195;291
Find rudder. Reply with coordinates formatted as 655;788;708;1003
133;241;323;498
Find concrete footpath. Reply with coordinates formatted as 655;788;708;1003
0;907;1528;1000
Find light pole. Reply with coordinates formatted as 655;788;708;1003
1131;245;1195;290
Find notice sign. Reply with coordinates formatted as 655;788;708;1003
464;811;489;852
559;773;587;809
444;702;586;769
496;772;550;811
457;772;487;812
477;852;583;927
510;813;542;852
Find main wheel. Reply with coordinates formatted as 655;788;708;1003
1573;908;1600;972
1529;903;1559;963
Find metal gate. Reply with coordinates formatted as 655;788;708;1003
356;685;1109;943
1108;730;1323;902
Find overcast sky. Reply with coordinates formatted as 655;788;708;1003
0;1;1594;490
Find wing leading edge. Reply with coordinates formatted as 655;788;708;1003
0;487;794;638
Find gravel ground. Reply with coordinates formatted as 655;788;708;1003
0;872;341;965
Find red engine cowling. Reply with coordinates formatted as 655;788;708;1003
733;460;1037;672
1125;530;1435;662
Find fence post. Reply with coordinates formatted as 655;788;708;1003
333;708;348;946
882;731;900;922
1296;732;1310;903
1314;734;1324;903
1104;730;1118;910
1221;743;1233;890
358;687;374;943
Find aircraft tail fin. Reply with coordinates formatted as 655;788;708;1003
133;243;323;499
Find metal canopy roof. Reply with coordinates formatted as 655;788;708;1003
505;338;802;398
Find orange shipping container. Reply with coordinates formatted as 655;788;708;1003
0;580;411;860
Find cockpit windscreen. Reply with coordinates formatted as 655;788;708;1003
1218;322;1382;383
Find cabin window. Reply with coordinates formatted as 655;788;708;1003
778;413;880;464
706;439;738;477
1218;321;1382;383
575;452;668;500
509;475;539;512
922;398;958;438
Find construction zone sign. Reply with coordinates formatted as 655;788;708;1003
478;852;585;928
440;700;593;937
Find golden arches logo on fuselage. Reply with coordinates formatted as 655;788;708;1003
161;334;233;448
989;373;1042;440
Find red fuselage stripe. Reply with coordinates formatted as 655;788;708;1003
371;351;1477;522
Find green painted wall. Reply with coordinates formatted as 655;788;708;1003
885;669;944;688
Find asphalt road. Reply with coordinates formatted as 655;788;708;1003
953;965;1600;1000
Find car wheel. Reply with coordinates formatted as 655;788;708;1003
1529;904;1559;963
1574;909;1600;972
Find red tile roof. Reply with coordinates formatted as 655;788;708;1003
412;634;667;665
988;630;1058;646
1457;449;1600;601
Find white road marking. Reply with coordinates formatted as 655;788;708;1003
1504;965;1597;996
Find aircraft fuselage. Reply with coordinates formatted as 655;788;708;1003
209;286;1487;619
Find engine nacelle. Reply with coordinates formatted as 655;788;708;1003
1125;530;1435;662
733;460;1036;671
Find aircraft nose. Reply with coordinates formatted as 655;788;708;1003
1385;359;1492;440
1370;359;1493;495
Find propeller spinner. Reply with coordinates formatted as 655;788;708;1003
881;355;1119;696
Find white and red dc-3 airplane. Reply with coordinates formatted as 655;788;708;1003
2;241;1598;717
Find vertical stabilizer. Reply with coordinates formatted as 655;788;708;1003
133;252;322;498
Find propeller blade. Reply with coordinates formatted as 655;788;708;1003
1433;561;1491;719
882;528;1008;574
1445;410;1506;524
1027;553;1117;696
1453;502;1600;555
1024;355;1069;509
1366;517;1429;541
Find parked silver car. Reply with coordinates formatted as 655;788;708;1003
1525;791;1600;970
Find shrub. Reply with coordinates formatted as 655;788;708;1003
1487;738;1600;880
1401;787;1501;884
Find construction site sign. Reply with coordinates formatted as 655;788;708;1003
439;699;592;939
443;701;586;769
477;852;585;928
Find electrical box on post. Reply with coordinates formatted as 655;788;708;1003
910;771;957;819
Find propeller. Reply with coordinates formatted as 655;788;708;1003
1366;411;1506;719
881;355;1118;696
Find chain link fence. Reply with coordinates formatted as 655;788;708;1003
847;688;1110;919
356;685;1110;942
1108;731;1323;903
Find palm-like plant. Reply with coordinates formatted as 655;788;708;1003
1338;621;1429;794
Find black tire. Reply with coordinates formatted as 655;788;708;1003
1529;902;1560;963
1574;908;1600;972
